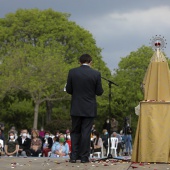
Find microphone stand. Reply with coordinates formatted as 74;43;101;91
93;77;118;161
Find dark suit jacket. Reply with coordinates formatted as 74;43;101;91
66;65;103;117
17;136;31;151
42;137;53;149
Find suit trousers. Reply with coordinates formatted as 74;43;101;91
71;116;94;160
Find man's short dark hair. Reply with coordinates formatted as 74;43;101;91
79;54;92;64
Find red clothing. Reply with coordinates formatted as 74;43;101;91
39;131;45;138
66;140;71;152
43;148;51;157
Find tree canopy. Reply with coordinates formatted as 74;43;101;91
1;8;167;135
0;8;110;130
110;46;156;130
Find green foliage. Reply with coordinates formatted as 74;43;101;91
111;46;154;132
0;8;110;130
45;119;72;134
0;92;34;131
2;8;169;135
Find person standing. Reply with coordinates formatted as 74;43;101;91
123;123;132;156
103;118;111;135
101;129;109;156
110;117;119;133
66;54;103;163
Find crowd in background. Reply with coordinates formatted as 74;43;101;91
0;124;71;158
0;117;133;158
101;116;133;156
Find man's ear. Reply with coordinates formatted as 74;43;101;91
89;61;92;66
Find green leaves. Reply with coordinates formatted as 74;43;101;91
0;8;110;129
109;46;154;130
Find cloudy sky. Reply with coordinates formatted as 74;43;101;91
1;0;170;71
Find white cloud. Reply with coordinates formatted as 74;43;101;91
86;6;170;38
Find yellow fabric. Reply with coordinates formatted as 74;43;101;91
142;49;170;101
150;48;167;62
143;62;170;101
132;102;170;162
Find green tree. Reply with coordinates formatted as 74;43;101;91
0;45;69;128
111;46;154;130
0;8;110;129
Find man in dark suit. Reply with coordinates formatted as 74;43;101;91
66;54;103;163
17;129;31;157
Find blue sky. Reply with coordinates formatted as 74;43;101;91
1;0;170;71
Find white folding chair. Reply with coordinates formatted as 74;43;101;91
38;152;42;157
93;141;104;158
107;137;118;157
0;139;4;154
48;151;52;157
93;151;101;158
0;139;4;148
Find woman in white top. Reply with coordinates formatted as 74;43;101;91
92;131;103;153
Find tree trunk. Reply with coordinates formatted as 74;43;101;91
33;102;39;129
46;100;53;123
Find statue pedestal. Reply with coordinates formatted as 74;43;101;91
132;101;170;162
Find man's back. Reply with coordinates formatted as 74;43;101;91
66;54;103;163
66;65;103;117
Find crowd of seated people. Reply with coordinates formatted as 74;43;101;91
0;127;72;158
91;126;126;157
0;123;126;158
